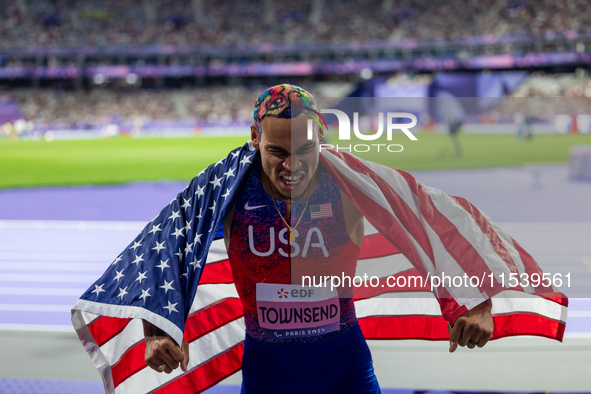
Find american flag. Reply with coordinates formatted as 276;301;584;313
72;142;568;394
310;203;333;219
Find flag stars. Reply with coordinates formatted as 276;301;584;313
209;201;216;214
223;167;236;179
171;227;185;239
130;241;142;251
148;224;162;235
181;198;191;210
152;241;166;253
196;207;203;219
136;271;148;284
163;301;179;315
184;220;192;233
174;248;184;261
189;258;202;271
230;151;240;159
155;259;170;272
160;280;175;294
139;288;151;302
111;256;122;266
182;267;190;280
113;269;125;282
209;174;222;189
240;155;253;167
215;158;225;166
131;254;145;266
184;242;194;256
117;286;129;300
168;210;181;221
195;185;205;199
194;233;203;244
221;187;232;200
91;284;105;297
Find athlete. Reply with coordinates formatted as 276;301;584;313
142;84;494;393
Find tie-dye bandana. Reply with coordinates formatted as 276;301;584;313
252;84;318;134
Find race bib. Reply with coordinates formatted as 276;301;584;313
256;283;341;339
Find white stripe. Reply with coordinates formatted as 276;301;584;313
0;273;99;283
355;254;413;279
0;287;87;296
491;290;568;323
331;155;498;304
355;293;442;318
424;184;514;281
0;303;72;312
205;238;229;264
100;319;144;366
321;152;395;216
482;213;534;293
354;290;568;324
115;318;245;394
188;283;239;314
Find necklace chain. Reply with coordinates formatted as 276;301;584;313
264;173;311;234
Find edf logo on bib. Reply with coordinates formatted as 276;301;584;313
248;226;329;258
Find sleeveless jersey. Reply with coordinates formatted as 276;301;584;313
228;161;361;344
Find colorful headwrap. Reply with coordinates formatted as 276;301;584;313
252;84;318;134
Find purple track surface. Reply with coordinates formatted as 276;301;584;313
0;165;590;394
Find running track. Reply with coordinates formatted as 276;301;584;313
0;165;590;393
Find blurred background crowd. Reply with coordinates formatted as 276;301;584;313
2;0;591;135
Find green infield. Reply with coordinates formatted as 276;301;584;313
1;133;589;188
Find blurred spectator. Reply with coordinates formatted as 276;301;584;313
1;0;590;48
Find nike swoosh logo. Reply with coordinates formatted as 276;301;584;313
245;203;267;211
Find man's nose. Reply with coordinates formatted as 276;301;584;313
283;156;301;172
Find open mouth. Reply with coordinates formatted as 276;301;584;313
279;174;304;189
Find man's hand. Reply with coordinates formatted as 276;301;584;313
447;298;493;353
143;320;189;373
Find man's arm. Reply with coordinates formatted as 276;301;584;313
143;320;189;373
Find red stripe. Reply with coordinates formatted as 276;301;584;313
491;313;565;341
359;315;449;340
88;316;132;347
511;238;554;294
359;312;565;342
111;340;147;388
184;298;244;342
200;259;234;284
332;153;437;265
451;196;519;274
152;343;244;394
320;152;431;279
109;299;244;387
359;233;400;259
395;169;504;295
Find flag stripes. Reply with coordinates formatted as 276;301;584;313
72;144;567;394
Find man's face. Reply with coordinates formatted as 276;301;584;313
251;115;322;200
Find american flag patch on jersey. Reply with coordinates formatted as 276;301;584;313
310;203;332;219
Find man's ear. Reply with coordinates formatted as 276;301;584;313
251;124;260;150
